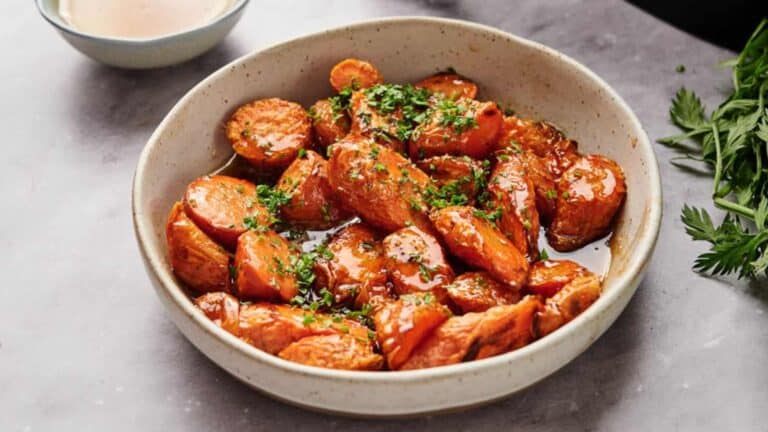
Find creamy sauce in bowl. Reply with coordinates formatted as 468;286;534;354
59;0;234;39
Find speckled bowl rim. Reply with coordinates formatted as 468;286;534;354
35;0;250;45
133;16;662;384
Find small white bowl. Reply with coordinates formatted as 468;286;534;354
36;0;249;69
132;17;662;416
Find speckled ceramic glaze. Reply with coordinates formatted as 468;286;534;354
132;17;661;416
35;0;249;69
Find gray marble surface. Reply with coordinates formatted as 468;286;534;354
2;0;767;430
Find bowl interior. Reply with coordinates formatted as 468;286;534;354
134;18;660;377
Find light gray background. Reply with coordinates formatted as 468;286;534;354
2;0;767;430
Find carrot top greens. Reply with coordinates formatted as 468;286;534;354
659;18;768;279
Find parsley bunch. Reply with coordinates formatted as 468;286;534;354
659;19;768;279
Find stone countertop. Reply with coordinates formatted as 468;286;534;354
2;0;766;430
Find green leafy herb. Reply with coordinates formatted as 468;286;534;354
434;98;478;134
289;243;335;307
362;83;431;142
540;248;550;261
418;263;434;282
328;86;354;121
255;184;291;223
242;215;267;232
423;181;469;209
659;19;768;279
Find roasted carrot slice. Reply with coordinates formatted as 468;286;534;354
194;292;240;335
431;206;529;288
308;98;351;149
382;226;454;303
446;272;521;313
329;58;383;92
374;293;451;370
183;175;269;250
527;259;589;298
226;98;312;169
278;334;384;371
234;229;298;302
415;73;478;100
166;202;230;293
275;150;347;229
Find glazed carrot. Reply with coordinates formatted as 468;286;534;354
166;202;231;293
226;98;312;169
446;272;521;313
415;73;478;100
374;293;451;370
382;226;454;303
278;334;384;371
329;58;383;92
308;98;350;149
526;259;589;298
409;98;502;160
275;150;347;229
183;175;269;250
430;206;529;289
234;229;298;302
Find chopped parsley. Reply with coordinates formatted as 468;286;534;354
540;248;550;261
418;263;435;282
434;98;478;134
474;207;503;226
255;184;291;223
362;83;432;142
242;215;268;232
328;85;354;121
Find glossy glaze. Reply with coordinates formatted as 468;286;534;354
431;206;529;288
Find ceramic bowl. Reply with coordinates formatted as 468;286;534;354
132;17;661;416
35;0;249;69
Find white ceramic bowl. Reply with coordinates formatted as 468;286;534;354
36;0;249;69
132;17;661;416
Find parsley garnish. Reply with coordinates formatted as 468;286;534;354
474;207;503;226
255;184;291;223
362;83;431;142
328;86;354;121
434;98;478;134
658;19;768;279
540;248;550;261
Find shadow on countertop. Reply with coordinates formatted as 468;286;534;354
628;0;767;51
64;39;244;145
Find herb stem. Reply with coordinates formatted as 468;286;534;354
711;122;724;196
713;197;756;220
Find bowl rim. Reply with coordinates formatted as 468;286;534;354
35;0;250;45
132;16;662;383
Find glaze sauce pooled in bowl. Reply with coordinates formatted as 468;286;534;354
59;0;234;39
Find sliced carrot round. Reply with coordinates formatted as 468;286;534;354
309;98;350;149
183;175;270;250
415;73;478;100
225;98;312;169
166;202;231;293
235;229;298;302
329;58;383;92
